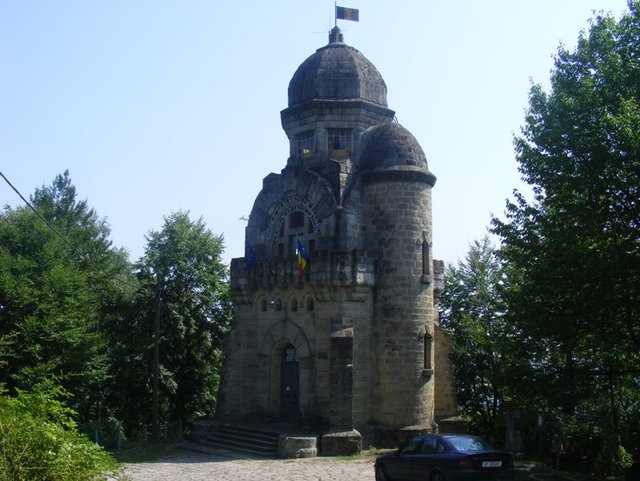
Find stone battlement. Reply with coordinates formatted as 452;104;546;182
231;249;375;293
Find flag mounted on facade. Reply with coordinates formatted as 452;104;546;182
336;5;359;22
245;244;258;271
296;238;310;280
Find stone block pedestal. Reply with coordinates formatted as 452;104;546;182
321;429;362;456
278;434;318;458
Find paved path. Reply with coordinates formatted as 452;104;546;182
123;450;376;481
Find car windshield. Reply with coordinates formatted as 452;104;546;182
399;437;422;455
446;436;495;452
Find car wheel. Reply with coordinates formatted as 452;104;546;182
430;472;446;481
375;464;390;481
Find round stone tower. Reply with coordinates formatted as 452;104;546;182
356;123;438;443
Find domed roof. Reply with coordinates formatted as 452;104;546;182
287;27;388;107
359;122;430;174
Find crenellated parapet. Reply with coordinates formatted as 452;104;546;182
230;249;375;304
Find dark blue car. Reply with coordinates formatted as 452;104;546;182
374;434;515;481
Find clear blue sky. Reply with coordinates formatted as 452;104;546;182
0;0;630;266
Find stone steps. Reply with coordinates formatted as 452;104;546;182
201;424;279;457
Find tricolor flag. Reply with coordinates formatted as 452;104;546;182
296;238;310;280
336;5;359;22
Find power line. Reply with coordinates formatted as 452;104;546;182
1;170;77;253
0;169;141;291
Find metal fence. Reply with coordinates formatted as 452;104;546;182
86;419;185;451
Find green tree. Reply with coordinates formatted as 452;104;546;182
439;237;525;445
109;211;231;433
492;1;640;471
0;171;135;424
101;292;151;434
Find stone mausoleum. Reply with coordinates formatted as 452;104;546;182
217;26;458;452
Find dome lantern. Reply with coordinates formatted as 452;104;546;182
329;26;344;43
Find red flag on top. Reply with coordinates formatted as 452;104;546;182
336;5;359;22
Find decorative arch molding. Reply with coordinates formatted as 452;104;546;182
259;319;311;359
246;166;338;247
266;195;321;241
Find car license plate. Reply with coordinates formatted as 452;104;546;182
482;461;502;468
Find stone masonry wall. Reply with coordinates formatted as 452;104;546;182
433;324;457;420
222;251;375;426
364;177;435;429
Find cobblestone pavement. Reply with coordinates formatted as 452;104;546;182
123;449;376;481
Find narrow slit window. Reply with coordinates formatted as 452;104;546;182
423;332;433;370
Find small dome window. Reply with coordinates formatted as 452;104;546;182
296;131;314;159
328;128;352;159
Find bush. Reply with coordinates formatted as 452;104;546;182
0;387;127;481
596;442;633;479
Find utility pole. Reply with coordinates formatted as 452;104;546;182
152;278;161;440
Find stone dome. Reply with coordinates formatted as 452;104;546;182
287;27;388;107
358;122;431;175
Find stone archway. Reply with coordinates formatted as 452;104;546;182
259;319;312;421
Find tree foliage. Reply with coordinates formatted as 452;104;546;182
0;171;133;422
492;1;640;471
1;172;232;442
439;237;525;445
0;387;124;481
106;211;232;430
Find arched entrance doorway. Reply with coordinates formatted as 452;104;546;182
280;343;299;422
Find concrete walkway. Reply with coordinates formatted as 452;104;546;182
123;450;376;481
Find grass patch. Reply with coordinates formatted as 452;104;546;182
363;447;395;458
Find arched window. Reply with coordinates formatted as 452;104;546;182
271;209;318;258
270;298;282;311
